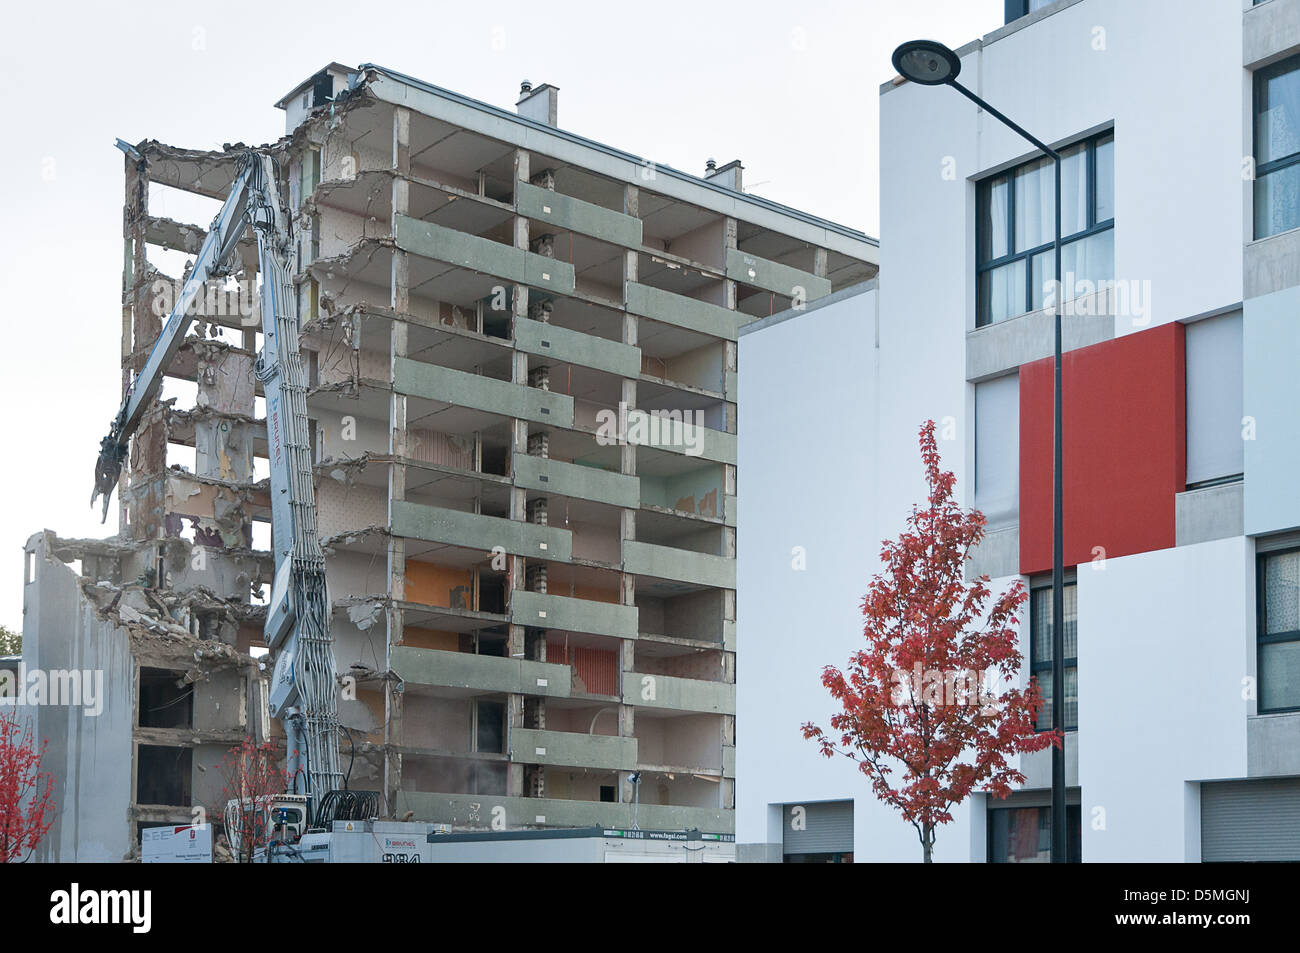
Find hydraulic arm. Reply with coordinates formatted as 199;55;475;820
92;149;341;815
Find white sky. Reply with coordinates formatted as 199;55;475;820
0;0;999;629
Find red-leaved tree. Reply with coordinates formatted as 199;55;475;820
216;738;288;863
0;709;55;863
802;420;1059;862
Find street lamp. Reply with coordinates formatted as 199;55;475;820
892;39;1068;863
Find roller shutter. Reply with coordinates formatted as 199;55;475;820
783;800;853;855
1201;778;1300;861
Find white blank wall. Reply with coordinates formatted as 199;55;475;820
1076;537;1250;862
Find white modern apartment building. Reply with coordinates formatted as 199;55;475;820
737;0;1300;862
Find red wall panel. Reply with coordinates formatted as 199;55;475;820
545;641;619;696
1019;322;1186;575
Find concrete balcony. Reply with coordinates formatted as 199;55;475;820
511;728;637;771
391;646;572;698
624;282;740;341
725;247;830;300
623;540;735;589
394;213;575;295
625;672;734;715
626;409;736;465
512;453;639;509
395;791;733;833
513;318;642;379
510;590;639;640
391;499;572;561
516;181;643;249
393;357;574;429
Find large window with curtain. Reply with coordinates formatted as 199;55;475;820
975;132;1114;327
1030;581;1077;731
1259;548;1300;713
1255;55;1300;238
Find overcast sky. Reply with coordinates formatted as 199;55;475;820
0;0;1000;630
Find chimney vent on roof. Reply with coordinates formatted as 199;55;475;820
704;158;743;192
517;82;558;127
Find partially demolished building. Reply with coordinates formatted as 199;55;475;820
22;64;878;860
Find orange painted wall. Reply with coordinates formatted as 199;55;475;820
566;583;620;605
401;627;461;651
405;561;473;609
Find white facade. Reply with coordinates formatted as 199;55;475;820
737;0;1300;862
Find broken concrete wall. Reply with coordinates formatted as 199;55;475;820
22;532;135;862
316;479;388;539
321;534;392;596
313;411;387;463
24;531;271;859
189;339;257;485
164;474;262;552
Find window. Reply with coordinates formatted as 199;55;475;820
1255;56;1300;238
1030;581;1077;731
136;746;192;806
1003;0;1056;23
976;132;1114;327
474;700;506;753
1185;312;1244;486
975;374;1019;526
988;804;1081;862
139;669;193;729
1258;549;1300;713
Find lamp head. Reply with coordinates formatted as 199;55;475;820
892;40;961;86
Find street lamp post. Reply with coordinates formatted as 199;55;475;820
891;39;1067;863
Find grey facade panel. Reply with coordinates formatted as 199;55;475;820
782;799;853;855
1175;482;1244;547
1185;312;1243;486
1201;778;1300;861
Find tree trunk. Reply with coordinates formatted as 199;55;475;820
922;824;934;863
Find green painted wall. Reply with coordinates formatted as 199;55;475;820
516;181;643;248
623;409;736;464
725;247;831;300
514;318;642;378
395;214;575;295
623;540;735;588
394;357;575;428
625;671;735;714
512;453;639;509
395;791;733;833
625;282;739;340
512;728;637;770
391;646;573;697
391;499;572;561
510;590;639;640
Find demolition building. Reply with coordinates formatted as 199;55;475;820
21;64;878;860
